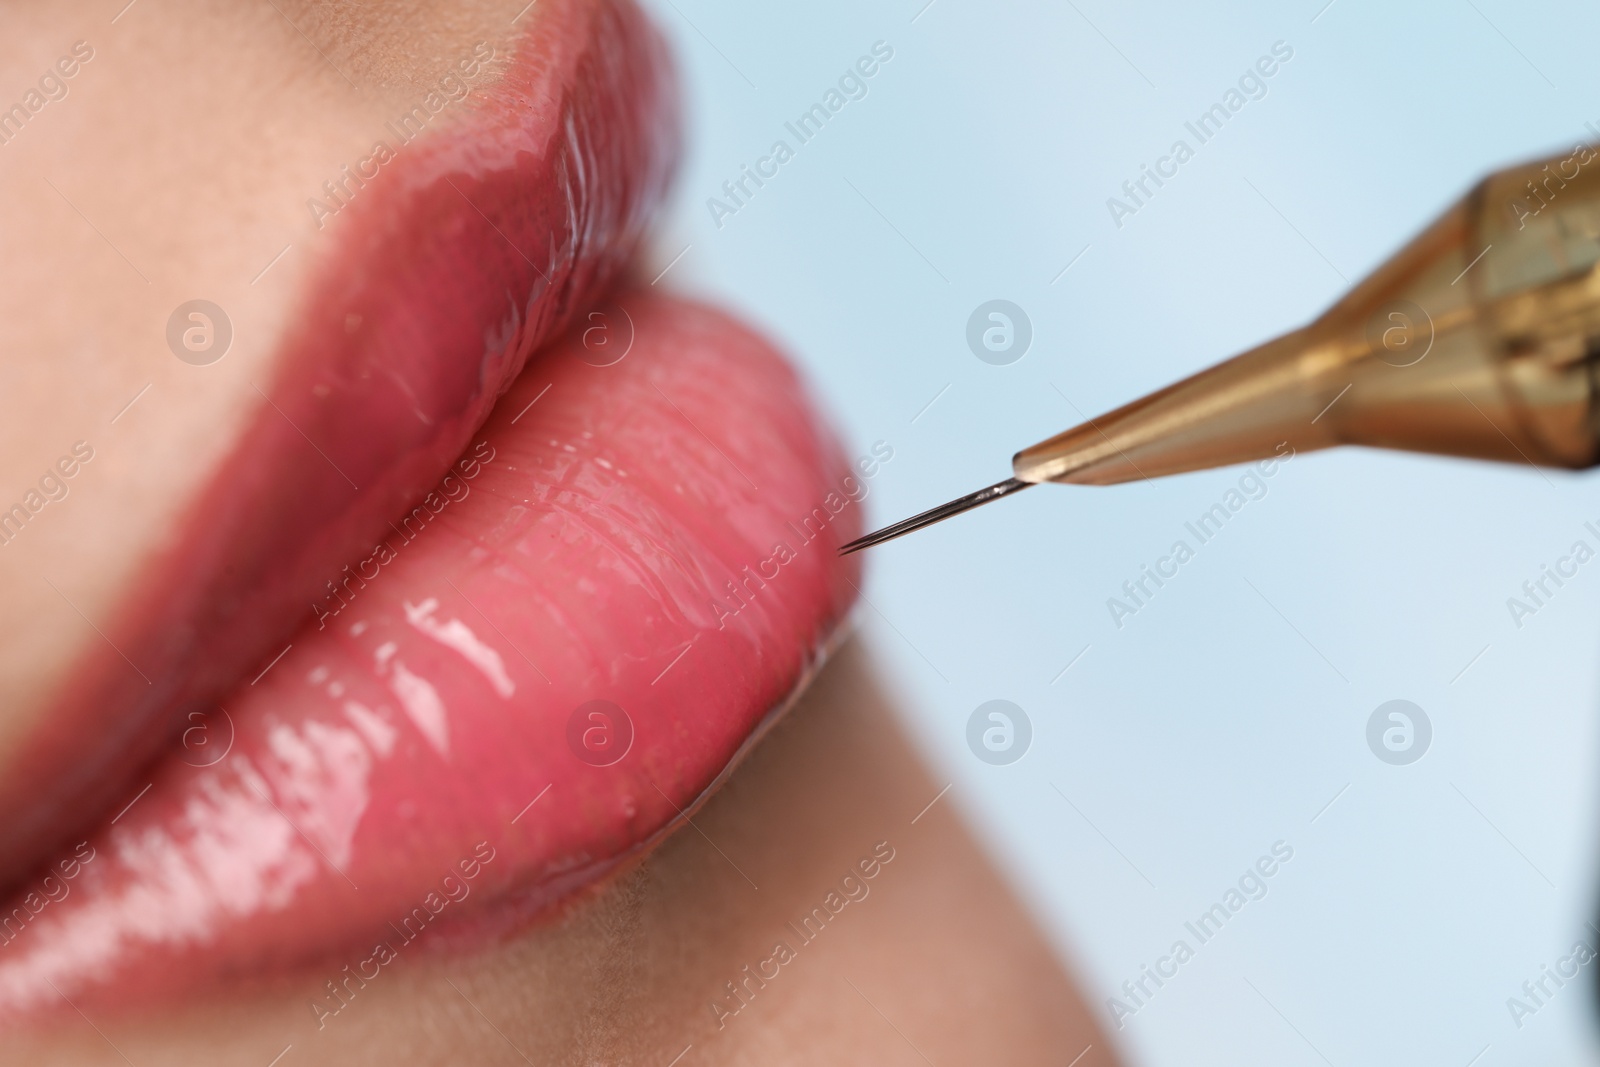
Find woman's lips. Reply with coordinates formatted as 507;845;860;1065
0;292;865;1017
0;0;679;883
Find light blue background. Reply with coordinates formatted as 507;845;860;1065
638;1;1600;1061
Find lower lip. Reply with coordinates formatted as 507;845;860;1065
0;292;863;1018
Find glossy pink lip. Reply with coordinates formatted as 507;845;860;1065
0;292;865;1018
0;0;679;884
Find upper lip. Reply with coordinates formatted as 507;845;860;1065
0;1;864;1021
0;0;676;887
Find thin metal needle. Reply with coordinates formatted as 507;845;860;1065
839;478;1034;555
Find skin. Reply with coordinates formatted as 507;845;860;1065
0;0;515;780
0;1;1120;1060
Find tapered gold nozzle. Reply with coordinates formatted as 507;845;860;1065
1015;158;1600;488
847;149;1600;553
